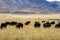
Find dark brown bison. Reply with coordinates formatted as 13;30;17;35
34;21;40;28
25;21;30;25
5;22;10;25
10;21;17;25
42;21;45;23
43;22;51;28
0;23;7;29
16;23;23;29
50;21;55;24
55;23;60;28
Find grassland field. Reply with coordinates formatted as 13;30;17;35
0;14;60;40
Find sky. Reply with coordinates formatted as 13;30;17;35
46;0;60;2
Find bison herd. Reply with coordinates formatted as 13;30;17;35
0;21;60;29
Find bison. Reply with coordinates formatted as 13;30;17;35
42;21;45;23
5;22;10;25
34;21;40;28
16;23;23;29
55;23;60;28
43;22;51;28
50;21;55;24
25;21;30;25
9;21;17;25
0;23;7;29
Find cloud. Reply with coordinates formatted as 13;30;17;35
46;0;60;2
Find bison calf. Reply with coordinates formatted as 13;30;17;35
25;21;30;25
42;21;45;23
50;21;55;24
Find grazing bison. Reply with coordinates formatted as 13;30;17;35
10;21;17;25
43;22;51;28
34;21;40;28
0;23;7;29
42;21;45;23
16;23;23;29
50;21;55;24
25;21;30;25
55;23;60;28
5;22;10;25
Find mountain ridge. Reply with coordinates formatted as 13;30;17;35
0;0;60;12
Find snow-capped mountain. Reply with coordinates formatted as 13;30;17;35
0;0;60;12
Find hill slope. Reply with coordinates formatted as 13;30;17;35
0;0;60;12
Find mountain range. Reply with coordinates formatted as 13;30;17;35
0;0;60;12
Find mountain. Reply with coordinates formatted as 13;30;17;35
0;0;60;12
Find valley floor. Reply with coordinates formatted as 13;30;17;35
0;14;60;40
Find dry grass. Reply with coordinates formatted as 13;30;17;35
0;14;60;40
